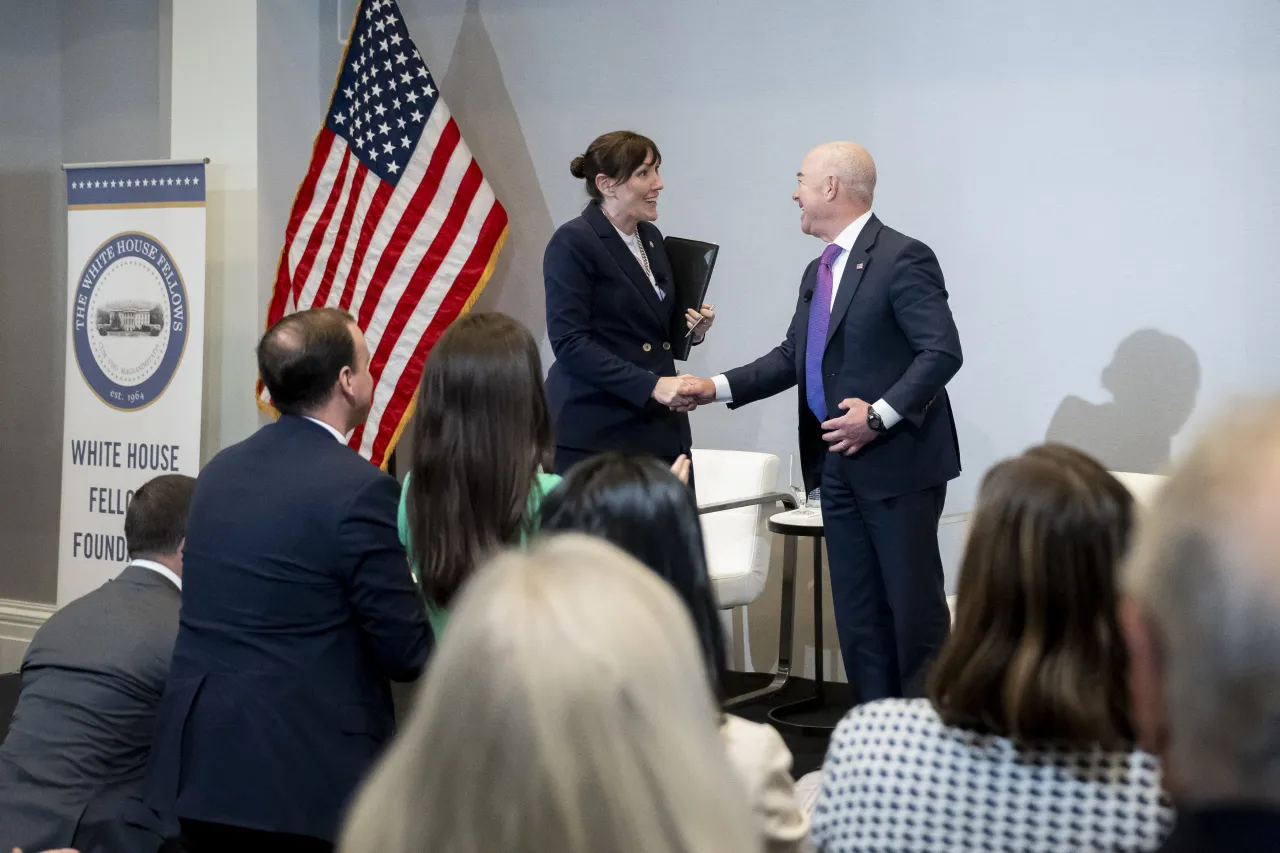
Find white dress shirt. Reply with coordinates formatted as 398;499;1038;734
304;416;349;443
710;211;901;429
826;210;873;310
129;557;182;591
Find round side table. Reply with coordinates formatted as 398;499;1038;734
765;507;837;736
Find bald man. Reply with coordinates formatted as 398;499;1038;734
682;143;962;701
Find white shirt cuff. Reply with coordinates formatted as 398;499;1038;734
712;374;734;404
873;398;902;429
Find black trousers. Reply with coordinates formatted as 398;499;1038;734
554;445;697;500
175;819;333;853
821;457;951;702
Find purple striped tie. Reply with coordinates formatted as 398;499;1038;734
805;243;844;422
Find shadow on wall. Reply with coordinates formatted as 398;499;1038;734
1045;329;1200;474
394;0;554;473
442;0;553;337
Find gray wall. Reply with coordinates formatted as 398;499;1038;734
4;0;1279;624
0;0;165;604
388;0;1280;519
374;0;1280;676
259;0;328;353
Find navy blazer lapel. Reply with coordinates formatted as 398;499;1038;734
583;203;666;326
825;214;882;350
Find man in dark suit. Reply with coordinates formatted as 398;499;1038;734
146;308;432;852
1122;400;1280;853
683;143;962;701
0;473;195;853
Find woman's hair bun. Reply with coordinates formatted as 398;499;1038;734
569;155;588;179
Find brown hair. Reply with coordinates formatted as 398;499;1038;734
569;131;662;202
405;312;554;607
929;443;1136;748
257;307;357;414
125;474;197;558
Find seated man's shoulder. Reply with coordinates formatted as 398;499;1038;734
328;450;398;496
210;421;392;491
31;571;176;651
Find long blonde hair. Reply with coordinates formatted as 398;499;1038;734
339;534;761;853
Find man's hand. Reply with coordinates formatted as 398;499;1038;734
676;374;717;407
653;375;697;411
821;398;878;456
652;376;691;407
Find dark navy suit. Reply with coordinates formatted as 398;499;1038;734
544;201;693;476
724;215;962;700
145;415;432;844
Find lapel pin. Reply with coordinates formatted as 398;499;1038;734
856;262;864;269
648;240;654;247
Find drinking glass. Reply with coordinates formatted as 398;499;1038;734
788;454;808;513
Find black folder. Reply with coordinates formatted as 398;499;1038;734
664;236;719;360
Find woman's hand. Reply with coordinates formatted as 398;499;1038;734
685;303;715;341
669;454;691;484
652;375;693;407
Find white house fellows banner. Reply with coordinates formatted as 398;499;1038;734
57;160;206;605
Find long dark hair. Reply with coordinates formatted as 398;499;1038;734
929;443;1136;748
406;312;554;607
538;453;725;686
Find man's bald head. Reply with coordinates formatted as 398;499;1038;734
810;142;877;206
1123;397;1280;802
793;142;876;241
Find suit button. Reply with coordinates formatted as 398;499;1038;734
642;343;652;352
662;342;671;351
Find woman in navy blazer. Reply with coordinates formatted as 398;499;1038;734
543;131;713;484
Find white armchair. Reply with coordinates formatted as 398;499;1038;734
694;449;780;608
947;469;1167;627
1109;471;1168;509
693;449;798;708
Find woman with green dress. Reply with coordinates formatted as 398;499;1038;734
398;312;557;637
399;311;692;637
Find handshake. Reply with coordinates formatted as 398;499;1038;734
653;374;717;413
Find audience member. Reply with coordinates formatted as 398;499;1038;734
399;313;691;638
399;312;558;637
1122;401;1280;852
812;444;1174;852
540;453;811;853
0;474;194;853
339;534;762;853
146;308;432;852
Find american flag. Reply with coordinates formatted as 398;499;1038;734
260;0;508;468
